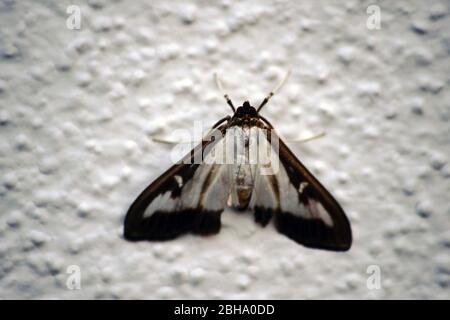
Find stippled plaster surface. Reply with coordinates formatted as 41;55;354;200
0;0;449;299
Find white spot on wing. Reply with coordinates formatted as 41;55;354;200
174;175;183;188
298;182;308;193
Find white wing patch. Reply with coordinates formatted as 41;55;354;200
143;191;177;216
143;133;231;218
248;128;335;227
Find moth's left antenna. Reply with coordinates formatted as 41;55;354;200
214;73;235;112
257;70;291;113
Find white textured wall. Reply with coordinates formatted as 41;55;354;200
0;0;449;299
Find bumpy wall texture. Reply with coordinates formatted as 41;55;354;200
0;0;449;299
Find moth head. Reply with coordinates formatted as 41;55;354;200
234;101;258;118
215;71;290;117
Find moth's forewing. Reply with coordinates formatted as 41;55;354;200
251;127;352;251
124;127;229;240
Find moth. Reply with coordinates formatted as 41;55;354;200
124;73;352;251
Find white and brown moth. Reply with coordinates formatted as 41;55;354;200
124;73;352;251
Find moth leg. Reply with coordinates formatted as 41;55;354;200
289;131;326;144
214;73;236;112
151;137;195;145
258;115;275;129
256;70;291;112
212;115;231;129
152;116;230;146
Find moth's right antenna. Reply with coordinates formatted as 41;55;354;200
257;70;291;113
214;73;235;112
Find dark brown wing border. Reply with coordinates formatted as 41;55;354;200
124;126;227;241
258;128;352;251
